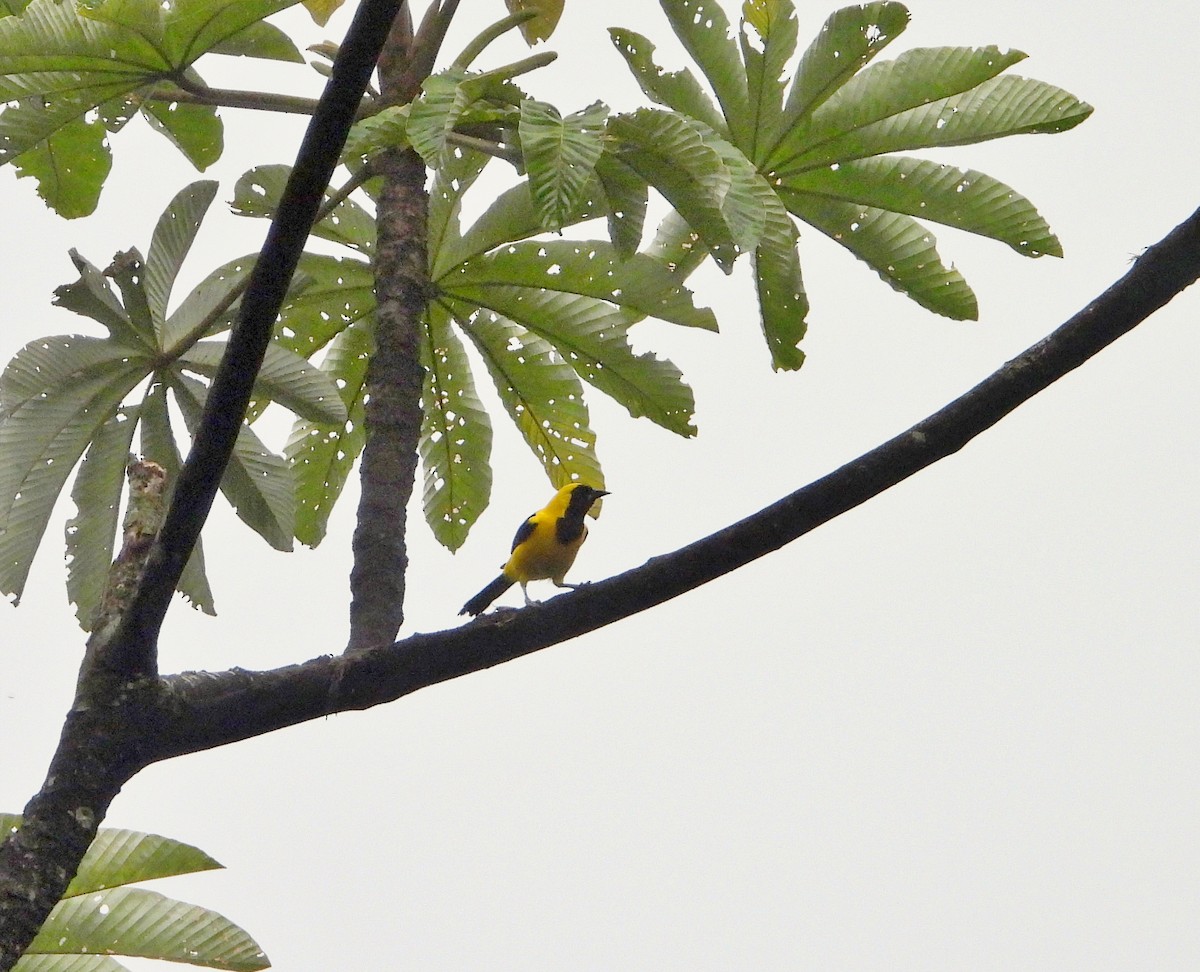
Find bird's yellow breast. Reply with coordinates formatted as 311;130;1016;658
502;511;587;584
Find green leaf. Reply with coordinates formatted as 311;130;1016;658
594;152;648;258
427;147;490;276
406;70;478;168
140;98;223;170
0;336;145;603
519;99;607;233
10;108;112;218
65;405;139;630
606;27;725;132
160;255;252;353
459;305;603;488
659;0;751;147
180;339;348;425
14;955;129;972
452;239;716;330
450;281;697;435
286;322;370;547
52;250;146;348
209;18;303;61
275;253;375;358
608;108;742;272
419;303;492;550
29;887;268;971
781;1;910;130
780;155;1060;257
170;374;295;550
504;0;563;44
103;249;156;345
145;180;219;333
343;103;409;159
777;74;1092;173
782;191;976;319
139;379;215;613
158;0;299;67
66;826;223;896
232;163;375;254
739;0;798;163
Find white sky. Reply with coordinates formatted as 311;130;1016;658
1;1;1197;970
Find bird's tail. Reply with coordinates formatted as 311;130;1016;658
459;575;514;616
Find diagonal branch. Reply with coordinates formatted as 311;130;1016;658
101;0;409;680
151;205;1200;759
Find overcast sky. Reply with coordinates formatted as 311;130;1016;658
2;1;1197;970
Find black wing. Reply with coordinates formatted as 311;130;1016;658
510;515;536;552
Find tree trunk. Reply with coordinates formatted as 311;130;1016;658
346;8;430;651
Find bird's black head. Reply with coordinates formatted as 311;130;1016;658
563;483;608;517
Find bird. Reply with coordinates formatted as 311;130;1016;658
459;482;609;616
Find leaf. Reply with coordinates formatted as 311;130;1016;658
13;955;129;972
139;380;215;613
427;147;490;276
285;322;370;547
180;340;348;425
780;1;910;130
9;108;112;218
781;191;977;319
449;279;697;435
659;0;751;147
275;253;375;358
419;303;492;550
0;336;145;603
452;239;716;330
65;406;139;630
209;18;303;61
608;108;741;272
504;0;563;44
777;74;1092;173
343;103;410;159
161;255;253;351
459;305;603;488
607;27;725;132
103;249;156;345
28;887;268;971
780;155;1061;257
52;250;146;348
518;99;607;233
145;180;219;332
594;152;648;258
140;98;223;171
170;374;295;550
232;164;376;254
66;826;223;896
739;0;798;163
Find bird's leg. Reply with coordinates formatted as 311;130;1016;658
521;582;535;607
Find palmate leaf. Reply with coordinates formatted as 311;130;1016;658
232;164;376;254
777;73;1092;174
65;405;139;630
139;380;215;613
739;0;799;163
658;0;750;148
607;27;725;133
406;68;523;168
781;191;976;319
140;97;223;172
170;373;295;551
285;322;370;547
275;253;375;358
179;340;348;425
780;1;909;133
0;336;146;604
518;99;608;233
0;0;298;213
29;887;267;971
427;147;490;272
161;255;253;351
456;303;603;490
145;180;219;332
51;250;149;347
419;302;492;550
608;108;745;272
781;156;1060;257
2;816;256;972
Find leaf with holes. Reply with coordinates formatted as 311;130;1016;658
519;99;608;233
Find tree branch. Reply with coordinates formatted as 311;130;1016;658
149;205;1200;758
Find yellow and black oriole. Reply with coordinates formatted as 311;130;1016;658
459;482;608;616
